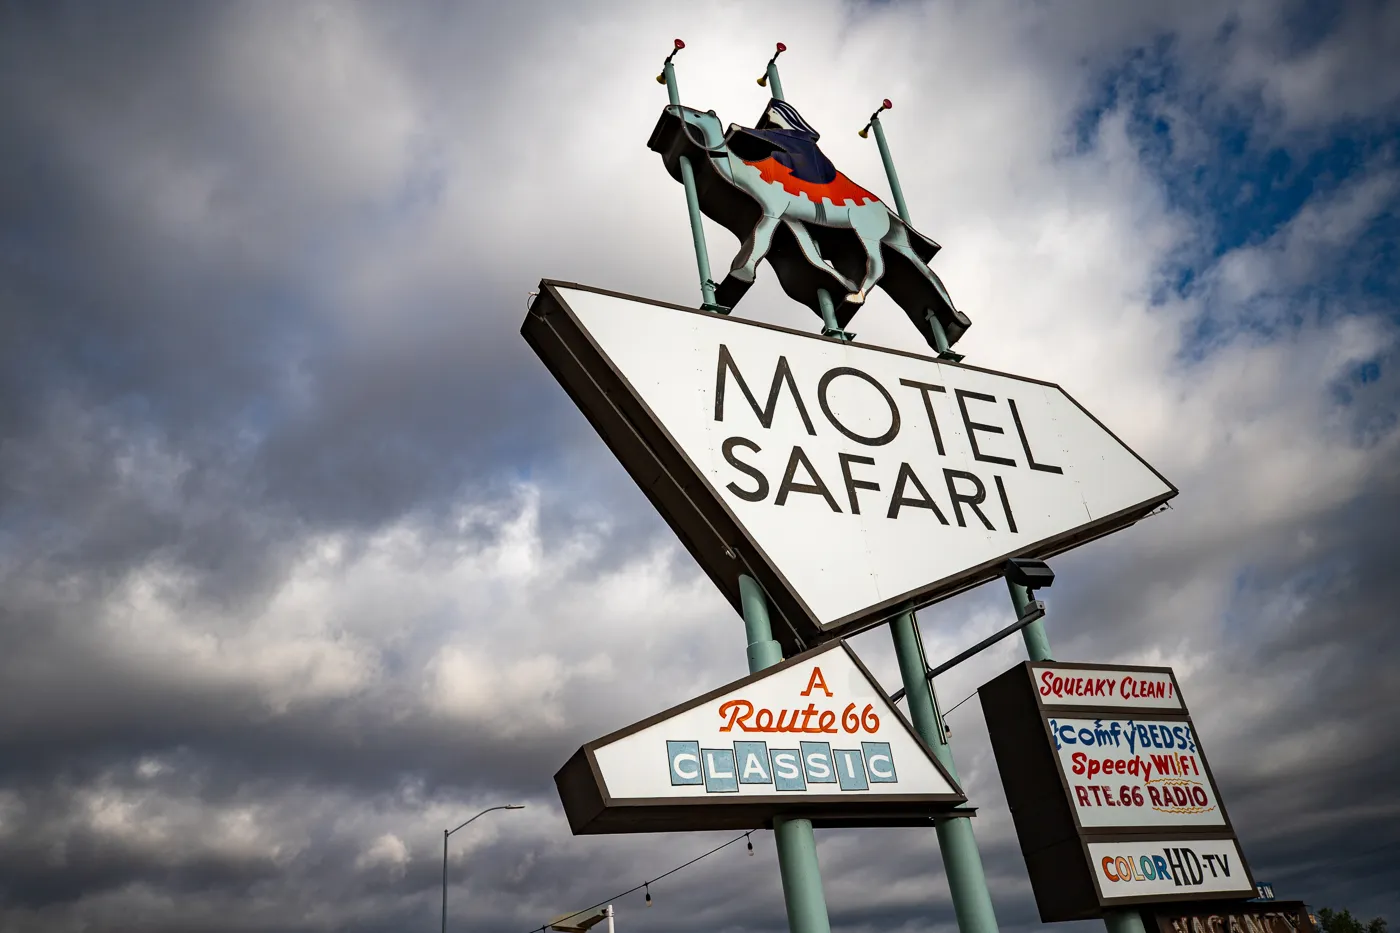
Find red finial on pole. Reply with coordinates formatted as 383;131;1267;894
657;39;686;83
758;42;787;87
859;99;893;137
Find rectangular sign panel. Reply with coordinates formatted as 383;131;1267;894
555;641;966;833
979;661;1253;921
1088;838;1255;902
524;282;1176;654
1049;716;1225;828
1033;666;1183;710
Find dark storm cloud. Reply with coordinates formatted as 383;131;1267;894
1;1;1398;932
0;1;610;578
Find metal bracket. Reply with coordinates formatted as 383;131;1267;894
889;600;1046;703
821;326;855;342
702;281;731;314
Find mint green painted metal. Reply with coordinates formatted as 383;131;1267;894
660;58;719;311
866;104;1000;933
936;818;1000;933
766;61;786;102
815;288;851;342
773;817;831;933
890;612;1000;933
1007;579;1053;661
925;309;954;355
866;109;964;361
744;57;829;933
739;574;783;672
890;612;955;776
1104;908;1151;933
739;573;831;933
870;115;911;225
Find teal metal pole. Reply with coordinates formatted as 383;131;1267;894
739;575;783;672
739;574;831;933
1005;585;1144;933
773;816;828;933
869;115;910;224
1104;908;1151;933
865;110;957;357
660;58;718;311
890;612;999;933
766;61;785;101
816;288;852;342
1006;579;1053;662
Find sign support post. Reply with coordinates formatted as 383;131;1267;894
740;57;834;933
868;104;1149;933
862;105;1001;933
1007;579;1053;665
740;575;833;933
658;44;719;311
665;47;833;933
890;612;1000;933
1005;583;1149;933
863;107;959;359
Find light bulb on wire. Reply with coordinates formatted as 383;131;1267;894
645;883;652;907
746;833;754;856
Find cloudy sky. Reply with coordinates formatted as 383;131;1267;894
1;1;1397;931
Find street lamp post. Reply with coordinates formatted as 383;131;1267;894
442;804;525;933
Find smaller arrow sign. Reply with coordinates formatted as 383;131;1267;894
554;641;967;834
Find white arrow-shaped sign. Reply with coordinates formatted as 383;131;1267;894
554;640;966;833
524;283;1176;650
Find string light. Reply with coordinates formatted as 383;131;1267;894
522;831;752;933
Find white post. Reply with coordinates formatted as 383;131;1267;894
606;904;615;933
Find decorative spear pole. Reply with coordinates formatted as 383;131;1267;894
856;99;999;933
656;40;720;312
859;101;961;361
762;46;851;343
860;101;1150;933
656;40;834;933
732;47;836;933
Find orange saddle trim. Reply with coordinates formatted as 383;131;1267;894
744;157;879;207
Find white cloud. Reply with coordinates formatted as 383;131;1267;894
3;0;1398;929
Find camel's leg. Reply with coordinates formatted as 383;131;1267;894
784;219;859;293
851;235;886;304
728;213;781;284
848;203;893;304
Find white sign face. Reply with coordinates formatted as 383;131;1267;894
556;287;1174;629
1088;838;1254;901
1033;666;1183;710
592;644;958;801
1048;716;1225;829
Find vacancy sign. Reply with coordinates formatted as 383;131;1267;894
554;641;966;834
524;282;1176;652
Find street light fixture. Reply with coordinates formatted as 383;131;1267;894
442;804;525;933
